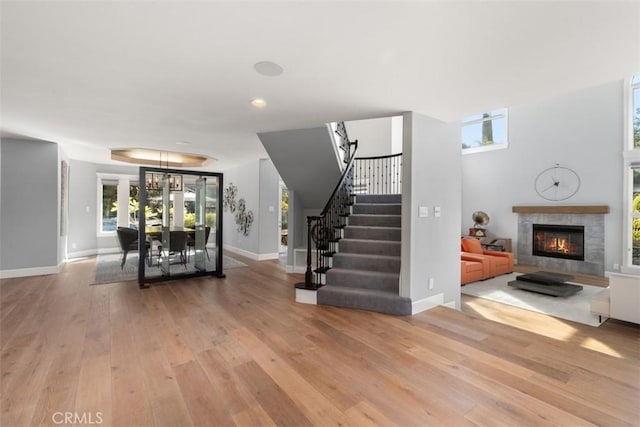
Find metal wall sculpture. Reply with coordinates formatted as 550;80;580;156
223;183;254;236
235;198;254;236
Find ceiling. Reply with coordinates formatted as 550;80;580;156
1;1;639;170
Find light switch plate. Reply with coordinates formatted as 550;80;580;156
419;206;429;217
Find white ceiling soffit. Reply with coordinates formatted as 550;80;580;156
1;1;638;169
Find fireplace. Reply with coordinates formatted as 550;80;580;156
532;224;584;261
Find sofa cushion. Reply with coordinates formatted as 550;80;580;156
461;238;483;254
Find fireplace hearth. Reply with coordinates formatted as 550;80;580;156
533;224;584;261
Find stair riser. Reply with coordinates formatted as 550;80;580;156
325;270;398;292
344;227;401;241
333;254;400;273
317;287;412;316
338;240;401;256
348;215;401;227
352;204;401;215
355;194;402;204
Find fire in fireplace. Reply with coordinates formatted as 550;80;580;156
532;224;585;261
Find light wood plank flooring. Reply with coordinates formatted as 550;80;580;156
1;256;638;426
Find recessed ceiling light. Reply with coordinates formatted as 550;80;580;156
176;141;191;146
253;61;284;77
251;98;267;108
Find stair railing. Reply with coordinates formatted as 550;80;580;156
295;125;358;290
353;153;402;194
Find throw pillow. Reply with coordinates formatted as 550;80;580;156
462;238;483;254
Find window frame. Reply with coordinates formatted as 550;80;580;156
461;108;509;155
622;76;640;273
96;173;138;236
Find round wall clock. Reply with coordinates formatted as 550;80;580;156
534;164;581;201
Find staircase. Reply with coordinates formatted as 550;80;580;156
317;193;411;316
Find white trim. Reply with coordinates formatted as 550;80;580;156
442;300;457;309
295;288;317;305
285;265;295;273
411;293;444;314
66;249;98;259
0;264;61;279
224;244;276;261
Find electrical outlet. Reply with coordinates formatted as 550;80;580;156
613;263;620;271
434;206;441;217
419;206;429;217
428;277;434;290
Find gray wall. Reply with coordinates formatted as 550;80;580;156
258;126;341;208
223;160;260;254
461;79;624;271
401;112;462;310
258;159;280;255
0;138;59;271
67;159;138;256
222;158;280;258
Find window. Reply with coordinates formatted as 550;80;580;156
97;174;138;235
632;167;640;267
624;75;640;272
462;108;508;154
633;75;640;148
100;180;118;233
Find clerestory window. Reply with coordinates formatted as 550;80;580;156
461;108;508;154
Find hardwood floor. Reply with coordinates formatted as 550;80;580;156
1;256;638;426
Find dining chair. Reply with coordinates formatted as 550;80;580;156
157;230;188;268
186;226;211;262
116;227;150;269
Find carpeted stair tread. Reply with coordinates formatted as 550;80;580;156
333;252;400;273
348;214;401;227
326;268;399;292
352;203;401;215
343;225;401;241
338;239;401;256
317;286;411;316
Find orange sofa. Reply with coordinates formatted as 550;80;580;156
461;237;514;284
461;259;486;285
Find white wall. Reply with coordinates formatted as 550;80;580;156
401;112;462;312
461;80;624;271
346;117;393;157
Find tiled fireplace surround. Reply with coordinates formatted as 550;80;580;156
514;206;608;276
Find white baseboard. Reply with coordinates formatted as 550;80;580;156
223;244;278;261
286;265;295;273
257;252;279;261
295;288;317;304
0;264;61;279
412;293;444;315
442;300;457;309
66;249;98;259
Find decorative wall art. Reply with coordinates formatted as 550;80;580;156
223;183;238;212
223;183;254;236
235;198;254;236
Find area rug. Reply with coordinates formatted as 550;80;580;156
93;252;247;285
461;272;604;327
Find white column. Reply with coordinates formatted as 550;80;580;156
117;178;130;227
173;189;185;227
